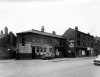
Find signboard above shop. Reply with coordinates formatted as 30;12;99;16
69;42;74;48
69;40;74;48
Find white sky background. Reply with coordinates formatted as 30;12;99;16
0;0;100;36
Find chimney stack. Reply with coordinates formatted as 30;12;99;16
75;26;78;31
41;26;44;32
1;30;3;35
88;32;90;35
52;31;56;35
4;26;8;34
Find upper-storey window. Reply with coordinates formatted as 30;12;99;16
77;40;81;46
60;40;63;46
60;40;66;46
97;40;100;43
22;36;25;46
83;35;85;39
77;33;81;38
50;39;52;44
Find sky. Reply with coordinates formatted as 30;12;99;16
0;0;100;36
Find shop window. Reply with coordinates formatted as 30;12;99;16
40;47;43;52
37;47;39;52
44;47;46;52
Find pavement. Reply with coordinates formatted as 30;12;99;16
49;56;96;62
0;56;96;63
0;57;95;77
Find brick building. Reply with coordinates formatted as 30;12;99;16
62;26;95;57
0;27;16;59
94;37;100;55
16;26;66;59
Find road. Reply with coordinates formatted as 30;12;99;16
0;57;100;77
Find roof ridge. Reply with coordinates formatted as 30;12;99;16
17;29;64;38
31;29;62;36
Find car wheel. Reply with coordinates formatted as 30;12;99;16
94;63;97;65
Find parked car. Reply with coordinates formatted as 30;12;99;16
42;53;54;60
94;55;100;65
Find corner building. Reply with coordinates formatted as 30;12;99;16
94;37;100;55
16;27;66;59
62;26;95;57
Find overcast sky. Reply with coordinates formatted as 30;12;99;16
0;0;100;36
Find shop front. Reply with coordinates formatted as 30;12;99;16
75;47;90;57
31;43;55;59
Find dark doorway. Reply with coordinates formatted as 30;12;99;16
86;50;90;56
32;47;35;58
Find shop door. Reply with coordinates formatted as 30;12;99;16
32;47;35;58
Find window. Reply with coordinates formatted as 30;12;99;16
60;40;65;46
91;43;93;47
82;41;85;46
44;47;46;52
22;36;25;46
82;41;87;47
49;48;52;52
37;47;39;52
50;39;52;44
77;40;81;46
80;35;83;39
40;47;43;52
77;33;81;38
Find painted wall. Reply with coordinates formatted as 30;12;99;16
17;33;65;55
19;43;32;53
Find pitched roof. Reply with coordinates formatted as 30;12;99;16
16;29;64;39
95;37;100;41
68;28;93;36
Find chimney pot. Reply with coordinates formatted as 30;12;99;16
52;31;56;35
4;26;8;34
1;30;3;35
41;26;44;32
75;26;78;31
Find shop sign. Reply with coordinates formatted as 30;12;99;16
69;42;74;48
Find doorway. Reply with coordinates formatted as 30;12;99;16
32;47;35;58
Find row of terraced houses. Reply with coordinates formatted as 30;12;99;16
0;26;100;59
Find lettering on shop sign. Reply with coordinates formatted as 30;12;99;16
32;37;60;45
32;38;47;45
32;38;44;43
31;42;43;45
